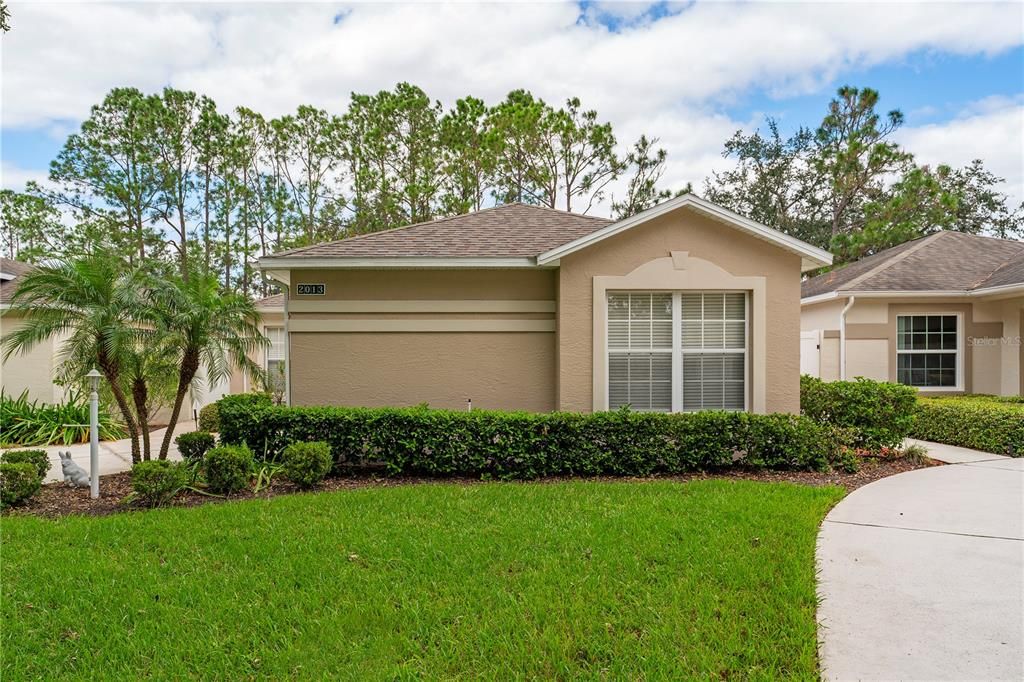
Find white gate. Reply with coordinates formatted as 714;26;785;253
800;330;821;378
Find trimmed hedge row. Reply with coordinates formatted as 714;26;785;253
217;393;842;479
912;396;1024;456
799;375;917;450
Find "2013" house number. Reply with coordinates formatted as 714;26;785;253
296;283;326;296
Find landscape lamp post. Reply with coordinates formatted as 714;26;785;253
86;368;101;499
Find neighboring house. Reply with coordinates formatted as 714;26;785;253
0;257;204;421
0;257;70;403
801;231;1024;396
258;196;832;414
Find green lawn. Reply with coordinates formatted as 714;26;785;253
2;480;842;679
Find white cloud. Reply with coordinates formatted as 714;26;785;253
1;161;50;191
2;1;1022;215
897;98;1024;205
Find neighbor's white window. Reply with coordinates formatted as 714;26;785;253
608;291;747;412
896;314;959;389
265;326;286;393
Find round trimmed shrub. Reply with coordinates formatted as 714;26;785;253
204;445;253;494
0;462;42;508
198;403;220;433
1;449;51;479
131;460;189;507
281;441;332;489
176;432;216;462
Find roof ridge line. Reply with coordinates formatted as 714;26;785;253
840;231;947;291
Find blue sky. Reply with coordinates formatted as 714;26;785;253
3;1;1023;209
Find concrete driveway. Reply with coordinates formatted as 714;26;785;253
817;441;1023;681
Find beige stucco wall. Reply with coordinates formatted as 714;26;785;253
557;207;803;414
290;331;555;410
0;314;66;403
285;269;557;410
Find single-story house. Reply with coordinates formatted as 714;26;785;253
258;195;833;414
800;231;1024;396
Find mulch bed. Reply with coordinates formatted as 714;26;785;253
5;456;939;520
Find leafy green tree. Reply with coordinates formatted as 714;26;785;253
439;96;494;214
192;98;230;273
341;84;444;233
940;159;1024;239
815;86;912;239
150;272;266;460
835;165;955;261
1;255;147;462
0;185;66;262
704;122;830;246
611;136;673;219
151;88;206;278
546;97;622;213
49;88;164;263
269;105;345;244
485;90;553;205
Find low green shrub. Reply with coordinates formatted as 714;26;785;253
912;396;1024;456
175;432;216;462
217;394;840;480
198;403;220;433
131;460;189;507
0;462;42;508
204;445;253;494
800;375;918;450
1;449;50;479
281;441;332;489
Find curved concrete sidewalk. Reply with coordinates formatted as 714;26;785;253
817;442;1023;681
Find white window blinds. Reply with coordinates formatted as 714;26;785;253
608;293;673;411
608;291;747;412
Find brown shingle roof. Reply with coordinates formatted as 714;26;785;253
255;293;284;309
0;258;32;305
802;232;1024;298
268;203;612;260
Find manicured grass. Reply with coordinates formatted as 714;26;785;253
2;480;843;679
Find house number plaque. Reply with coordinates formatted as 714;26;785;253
296;283;326;296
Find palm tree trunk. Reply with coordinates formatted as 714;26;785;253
158;353;199;460
107;375;141;464
132;377;151;461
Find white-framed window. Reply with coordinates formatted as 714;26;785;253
265;326;286;394
896;314;960;389
607;291;748;412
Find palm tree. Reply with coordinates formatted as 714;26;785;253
1;255;148;463
151;272;265;460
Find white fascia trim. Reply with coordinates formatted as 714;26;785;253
258;257;540;270
256;307;285;314
0;272;16;281
537;194;833;271
802;286;1024;306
